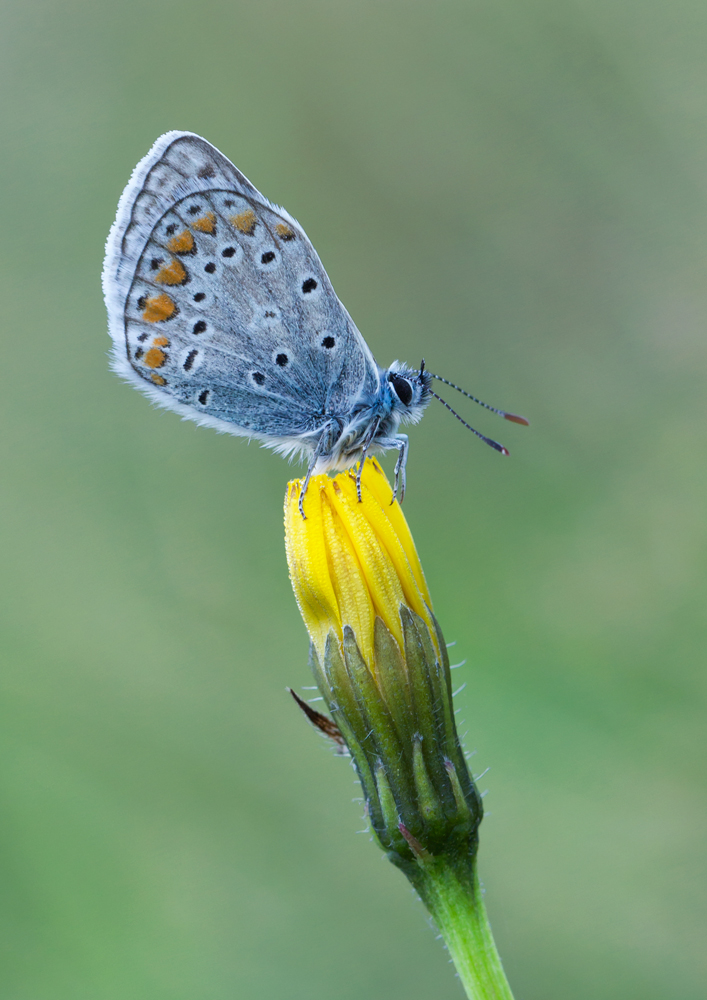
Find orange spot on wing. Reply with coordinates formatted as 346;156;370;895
153;336;169;347
154;258;187;285
275;223;295;241
191;212;216;234
144;347;167;369
151;373;167;385
231;209;257;235
142;294;176;322
166;229;195;253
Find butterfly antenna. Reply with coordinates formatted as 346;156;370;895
429;390;509;455
424;371;529;426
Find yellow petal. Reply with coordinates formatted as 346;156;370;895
336;469;431;623
359;459;432;609
327;479;406;657
284;479;341;662
320;487;375;667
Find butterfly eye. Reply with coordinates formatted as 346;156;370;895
389;373;413;406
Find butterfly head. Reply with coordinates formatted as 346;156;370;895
385;360;432;426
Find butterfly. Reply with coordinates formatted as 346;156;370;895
103;132;527;516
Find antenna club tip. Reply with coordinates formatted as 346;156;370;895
500;447;510;456
503;412;530;426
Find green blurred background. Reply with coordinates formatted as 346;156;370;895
1;1;705;997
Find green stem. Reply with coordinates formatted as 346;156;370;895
415;858;514;1000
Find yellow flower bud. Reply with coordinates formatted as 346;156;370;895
284;459;437;675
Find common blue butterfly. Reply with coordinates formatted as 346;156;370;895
103;132;526;515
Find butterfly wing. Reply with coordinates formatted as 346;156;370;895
102;131;380;452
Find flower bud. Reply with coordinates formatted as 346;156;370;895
285;459;482;875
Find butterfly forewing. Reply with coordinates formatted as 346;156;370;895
104;132;379;444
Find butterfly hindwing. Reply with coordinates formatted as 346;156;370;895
103;132;380;447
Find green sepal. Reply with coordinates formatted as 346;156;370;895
444;759;477;840
401;606;456;811
431;617;482;818
412;737;439;824
320;632;372;753
304;611;483;869
373;764;410;858
342;626;417;817
309;637;384;832
373;617;414;742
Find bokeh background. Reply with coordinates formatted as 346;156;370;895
1;1;705;997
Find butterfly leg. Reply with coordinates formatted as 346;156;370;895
391;434;409;504
375;434;409;504
356;418;382;502
299;428;330;519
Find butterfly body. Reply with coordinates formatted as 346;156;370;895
103;131;431;490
